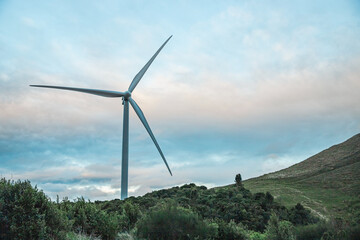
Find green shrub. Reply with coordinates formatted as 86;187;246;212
248;230;266;240
123;202;141;230
288;203;318;226
0;178;70;239
347;225;360;240
116;232;134;240
216;219;248;240
71;197;121;240
66;232;101;240
295;218;360;240
136;201;216;240
319;218;360;240
265;214;296;240
295;222;328;240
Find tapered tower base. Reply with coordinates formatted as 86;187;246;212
121;99;129;200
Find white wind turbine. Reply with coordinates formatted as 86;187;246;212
30;36;173;200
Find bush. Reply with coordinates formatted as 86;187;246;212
289;203;318;226
319;218;360;240
248;231;266;240
136;201;216;240
295;218;360;240
123;202;141;230
295;222;328;240
265;214;296;240
116;232;134;240
71;197;121;240
0;178;70;239
347;225;360;240
216;219;248;240
66;232;101;240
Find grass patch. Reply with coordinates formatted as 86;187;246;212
243;178;358;220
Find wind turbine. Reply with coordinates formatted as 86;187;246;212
30;36;173;200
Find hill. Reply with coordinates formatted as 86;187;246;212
243;133;360;220
99;183;316;233
1;178;319;240
1;135;359;239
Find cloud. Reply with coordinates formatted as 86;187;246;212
22;17;37;28
261;154;302;173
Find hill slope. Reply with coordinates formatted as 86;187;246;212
243;133;360;219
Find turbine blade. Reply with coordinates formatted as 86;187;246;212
30;85;125;98
129;97;172;176
128;35;172;93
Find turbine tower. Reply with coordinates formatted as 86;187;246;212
30;36;173;200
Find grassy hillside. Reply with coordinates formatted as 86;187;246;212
243;133;360;220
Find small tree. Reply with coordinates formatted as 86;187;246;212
235;173;242;187
289;203;317;225
266;213;296;240
216;219;248;240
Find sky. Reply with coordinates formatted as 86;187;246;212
0;0;360;201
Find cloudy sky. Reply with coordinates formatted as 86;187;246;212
1;0;360;200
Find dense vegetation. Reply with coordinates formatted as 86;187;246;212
1;177;359;240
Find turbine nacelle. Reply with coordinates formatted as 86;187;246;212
123;91;131;99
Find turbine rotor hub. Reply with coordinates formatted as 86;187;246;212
124;91;131;99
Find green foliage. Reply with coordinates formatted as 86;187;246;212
295;221;328;240
288;203;317;225
265;214;296;240
1;177;339;240
123;202;141;230
277;221;296;240
319;218;360;240
117;183;293;232
347;198;360;224
136;201;215;240
0;178;70;239
116;232;134;240
248;231;266;240
215;219;248;240
294;217;360;240
70;197;121;240
66;232;101;240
